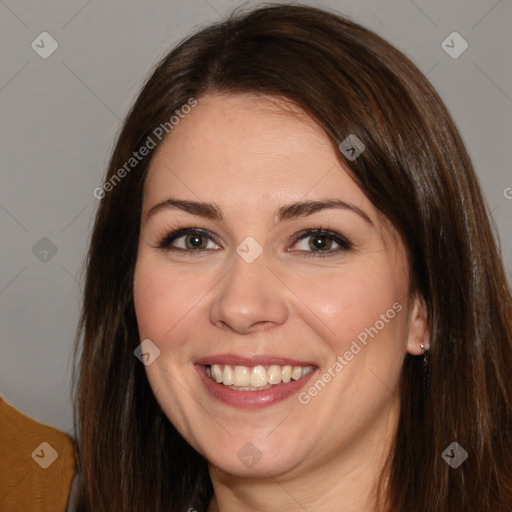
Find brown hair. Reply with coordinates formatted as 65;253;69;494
72;4;512;511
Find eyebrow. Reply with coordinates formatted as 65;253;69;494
145;197;373;226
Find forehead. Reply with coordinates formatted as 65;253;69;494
143;93;368;211
147;93;331;180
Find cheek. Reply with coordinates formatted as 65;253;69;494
306;269;402;326
133;258;207;345
133;260;206;426
295;262;406;355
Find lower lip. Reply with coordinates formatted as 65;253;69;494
195;364;318;409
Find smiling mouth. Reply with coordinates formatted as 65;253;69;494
204;363;315;391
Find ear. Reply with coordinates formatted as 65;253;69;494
406;292;430;355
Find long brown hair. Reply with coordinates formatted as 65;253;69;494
72;4;512;511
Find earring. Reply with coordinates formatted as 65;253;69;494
420;342;431;392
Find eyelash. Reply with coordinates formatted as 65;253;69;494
155;225;353;258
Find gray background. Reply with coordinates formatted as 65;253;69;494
1;0;511;437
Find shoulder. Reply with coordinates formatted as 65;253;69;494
0;395;77;512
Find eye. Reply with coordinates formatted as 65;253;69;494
156;228;221;253
155;226;353;258
289;228;353;257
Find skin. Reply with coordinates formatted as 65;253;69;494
133;92;430;512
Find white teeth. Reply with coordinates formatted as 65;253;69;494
291;366;303;380
250;365;268;387
267;365;282;384
213;364;223;383
208;363;314;388
233;365;251;387
281;365;292;383
222;365;233;385
302;366;314;377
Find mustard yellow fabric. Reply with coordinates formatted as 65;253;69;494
0;396;77;511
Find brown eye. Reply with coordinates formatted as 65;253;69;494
157;228;221;252
308;234;333;251
184;233;208;250
290;228;353;257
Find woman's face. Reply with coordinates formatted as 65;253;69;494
133;93;428;479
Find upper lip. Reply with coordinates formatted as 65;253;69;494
195;353;317;367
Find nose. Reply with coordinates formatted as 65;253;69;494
209;250;289;334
